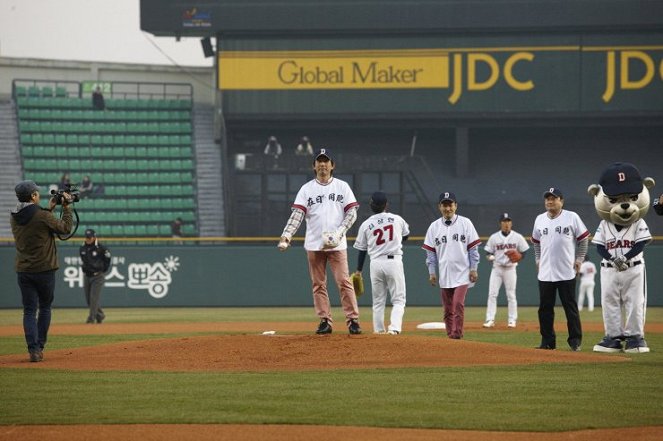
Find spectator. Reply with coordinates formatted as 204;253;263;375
10;180;73;362
58;172;71;191
92;86;105;110
171;217;184;244
263;136;282;169
79;175;93;199
295;136;314;156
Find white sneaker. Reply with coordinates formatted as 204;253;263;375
508;321;517;328
387;330;400;335
483;320;495;328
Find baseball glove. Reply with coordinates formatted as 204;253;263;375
351;272;364;298
321;230;340;249
505;249;523;263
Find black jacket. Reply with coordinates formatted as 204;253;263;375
79;241;111;276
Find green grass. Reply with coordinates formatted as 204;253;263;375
1;307;662;431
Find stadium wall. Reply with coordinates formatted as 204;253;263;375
1;244;662;308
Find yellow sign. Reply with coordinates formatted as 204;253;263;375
219;50;450;90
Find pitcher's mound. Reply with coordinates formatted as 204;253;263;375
0;334;627;372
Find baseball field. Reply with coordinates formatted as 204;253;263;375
0;306;661;440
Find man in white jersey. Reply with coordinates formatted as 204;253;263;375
577;255;596;312
278;148;362;335
482;213;530;329
353;192;410;335
591;164;652;353
531;188;589;351
423;192;481;339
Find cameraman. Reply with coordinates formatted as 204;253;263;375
10;180;73;362
80;229;111;324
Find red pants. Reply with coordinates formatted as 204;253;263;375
441;285;469;339
307;250;359;325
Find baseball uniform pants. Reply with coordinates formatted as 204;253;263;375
600;264;647;338
441;285;469;339
307;250;359;325
577;280;595;312
84;273;106;323
538;279;582;348
369;255;406;333
485;265;518;323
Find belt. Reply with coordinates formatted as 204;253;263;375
375;254;401;260
601;260;642;268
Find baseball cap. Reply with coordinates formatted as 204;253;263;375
314;148;333;162
599;162;643;196
85;228;96;238
543;187;563;199
499;212;512;222
439;192;456;203
15;180;40;202
370;191;388;206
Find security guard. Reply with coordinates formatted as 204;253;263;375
79;229;111;323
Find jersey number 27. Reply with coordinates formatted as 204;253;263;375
373;225;394;245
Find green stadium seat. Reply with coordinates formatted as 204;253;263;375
41;86;54;97
28;86;41;97
20;133;32;145
135;225;147;236
146;225;159;236
55;87;68;97
54;134;66;145
15;85;27;97
159;225;171;236
182;225;196;236
78;134;90;145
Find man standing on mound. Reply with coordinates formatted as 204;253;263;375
277;148;362;335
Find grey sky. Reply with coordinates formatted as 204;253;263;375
0;0;213;67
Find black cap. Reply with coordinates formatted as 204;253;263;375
15;180;40;201
499;212;512;222
599;162;643;196
314;148;333;162
370;191;388;206
439;192;457;203
85;229;96;238
543;187;563;198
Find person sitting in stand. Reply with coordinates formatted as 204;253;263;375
58;172;71;190
79;175;94;199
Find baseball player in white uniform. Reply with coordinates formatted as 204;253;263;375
531;187;589;351
423;192;481;340
482;213;529;329
353;192;410;335
278;148;362;335
577;255;596;312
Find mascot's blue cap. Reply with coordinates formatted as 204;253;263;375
599;162;642;196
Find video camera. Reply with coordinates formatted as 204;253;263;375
51;183;80;205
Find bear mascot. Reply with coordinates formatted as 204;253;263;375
588;162;655;353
